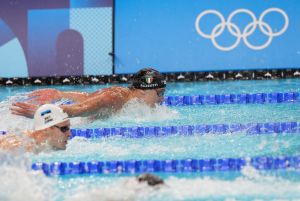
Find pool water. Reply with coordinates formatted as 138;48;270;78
1;79;300;201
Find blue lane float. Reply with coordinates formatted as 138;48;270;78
69;121;300;139
1;121;299;138
56;92;299;107
32;155;300;176
162;92;299;106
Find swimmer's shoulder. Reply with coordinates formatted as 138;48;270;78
93;86;131;97
0;133;35;152
0;134;22;150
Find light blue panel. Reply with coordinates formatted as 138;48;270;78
115;0;300;73
70;0;112;8
0;38;28;77
70;8;112;75
28;9;69;76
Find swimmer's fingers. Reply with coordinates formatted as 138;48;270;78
12;102;37;109
27;97;50;104
11;102;38;117
28;91;60;104
10;106;35;118
11;110;34;118
28;92;46;101
28;90;50;101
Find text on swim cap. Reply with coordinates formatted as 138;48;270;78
44;116;53;124
140;83;159;88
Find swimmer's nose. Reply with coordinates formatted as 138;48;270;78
66;130;72;138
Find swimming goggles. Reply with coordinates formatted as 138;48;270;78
54;125;70;133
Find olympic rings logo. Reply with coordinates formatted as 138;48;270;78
195;8;289;51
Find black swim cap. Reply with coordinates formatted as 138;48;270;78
137;173;164;186
132;68;166;89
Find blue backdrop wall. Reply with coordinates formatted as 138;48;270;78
0;0;112;77
115;0;300;74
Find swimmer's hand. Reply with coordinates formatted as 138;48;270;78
10;102;38;118
28;89;62;104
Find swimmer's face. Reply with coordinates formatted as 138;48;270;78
46;120;71;150
141;88;165;107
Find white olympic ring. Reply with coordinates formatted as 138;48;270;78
195;8;289;51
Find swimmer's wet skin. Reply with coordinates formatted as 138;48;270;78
1;104;71;152
10;67;167;119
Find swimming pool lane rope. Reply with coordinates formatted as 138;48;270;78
71;121;299;138
58;91;299;106
67;121;300;139
32;155;300;176
1;121;299;138
163;92;299;106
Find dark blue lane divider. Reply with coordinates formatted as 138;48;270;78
54;92;299;106
163;92;299;106
68;121;299;139
32;155;300;176
1;121;299;138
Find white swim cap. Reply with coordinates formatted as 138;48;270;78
34;104;69;131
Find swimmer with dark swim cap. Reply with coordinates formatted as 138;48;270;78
11;67;167;119
132;68;167;90
136;173;165;186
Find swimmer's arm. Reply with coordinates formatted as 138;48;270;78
60;92;126;117
29;89;90;103
59;91;90;102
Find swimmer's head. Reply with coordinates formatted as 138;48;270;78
34;104;69;131
137;173;164;186
33;104;71;150
132;68;166;90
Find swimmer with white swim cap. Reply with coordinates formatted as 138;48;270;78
0;104;71;152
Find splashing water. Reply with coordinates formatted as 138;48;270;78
0;93;33;132
63;168;300;201
2;83;300;201
0;151;57;201
64;177;159;201
117;99;179;123
85;99;179;128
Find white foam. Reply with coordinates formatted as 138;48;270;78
64;177;159;201
40;136;186;161
0;94;33;132
114;99;179;123
64;171;300;201
163;176;300;200
0;151;56;201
